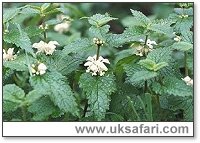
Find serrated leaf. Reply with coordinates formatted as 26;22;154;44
151;76;193;97
88;13;117;27
172;41;193;51
125;64;158;86
107;26;145;47
30;71;79;116
28;96;58;121
26;90;45;104
147;47;172;63
24;26;42;38
3;8;20;23
138;59;156;71
79;73;116;121
128;70;158;85
130;9;151;26
168;95;193;121
154;62;168;71
63;38;93;55
88;25;110;39
3;84;25;103
3;101;19;112
3;54;29;71
39;50;84;75
149;19;173;36
4;24;34;54
160;95;193;121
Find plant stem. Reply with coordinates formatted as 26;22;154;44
21;106;27;121
25;51;32;76
43;23;47;42
184;51;188;76
96;45;100;60
144;35;148;45
42;16;47;42
143;35;149;94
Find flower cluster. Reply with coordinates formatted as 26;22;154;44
93;38;105;46
39;24;48;30
3;48;17;61
84;55;110;76
182;76;193;86
178;14;189;19
31;62;47;76
32;41;59;55
134;39;157;56
54;14;71;33
174;36;181;42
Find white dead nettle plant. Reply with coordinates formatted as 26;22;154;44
182;76;193;86
54;14;71;33
32;41;59;55
31;62;47;76
3;48;17;61
84;55;110;76
134;39;157;56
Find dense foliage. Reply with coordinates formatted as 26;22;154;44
3;3;193;121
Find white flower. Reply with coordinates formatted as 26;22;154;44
31;63;47;76
54;14;71;33
32;41;59;55
37;63;47;75
54;21;71;34
182;76;193;86
146;39;157;49
93;38;105;46
136;39;157;56
84;55;110;76
3;48;17;61
39;24;48;30
174;36;181;42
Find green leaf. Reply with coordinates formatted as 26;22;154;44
128;70;158;85
3;101;19;112
3;84;25;104
147;47;172;63
130;9;151;26
107;26;145;47
151;76;193;97
28;96;58;121
79;73;116;121
3;54;30;71
153;62;169;71
87;13;117;27
124;64;158;86
39;50;84;75
30;71;79;116
167;95;193;121
143;93;153;121
24;26;43;38
4;24;34;54
139;59;168;72
63;38;93;55
172;41;193;51
41;3;51;11
149;19;173;36
26;90;45;104
88;25;110;39
138;59;156;71
160;95;193;121
3;8;20;23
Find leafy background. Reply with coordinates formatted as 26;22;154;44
3;3;193;121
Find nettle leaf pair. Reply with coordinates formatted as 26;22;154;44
3;3;193;122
